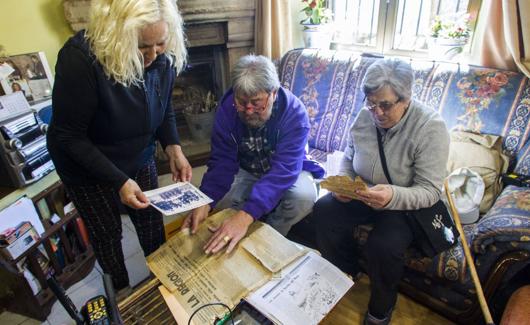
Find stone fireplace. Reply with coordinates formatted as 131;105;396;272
63;0;256;165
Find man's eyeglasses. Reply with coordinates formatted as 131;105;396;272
363;96;400;112
234;93;271;113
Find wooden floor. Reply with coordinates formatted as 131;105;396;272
323;275;454;324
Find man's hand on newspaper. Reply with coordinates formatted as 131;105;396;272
119;179;150;209
181;204;211;234
204;210;254;254
165;144;192;182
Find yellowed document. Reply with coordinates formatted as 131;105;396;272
320;175;368;199
147;209;306;324
240;223;306;273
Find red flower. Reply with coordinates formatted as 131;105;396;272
487;73;508;87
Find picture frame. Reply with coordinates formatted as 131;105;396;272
0;51;54;110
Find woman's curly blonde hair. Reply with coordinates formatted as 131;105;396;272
86;0;187;86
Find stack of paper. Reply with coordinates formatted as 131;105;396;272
147;209;353;325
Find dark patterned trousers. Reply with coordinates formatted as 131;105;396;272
313;193;418;319
65;159;164;290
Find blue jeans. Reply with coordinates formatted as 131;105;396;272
217;169;318;235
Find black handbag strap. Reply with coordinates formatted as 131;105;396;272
376;128;394;185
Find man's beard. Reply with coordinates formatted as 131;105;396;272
238;110;272;128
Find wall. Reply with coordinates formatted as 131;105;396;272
0;0;73;73
290;0;304;49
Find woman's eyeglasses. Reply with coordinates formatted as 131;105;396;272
234;93;271;113
363;96;400;112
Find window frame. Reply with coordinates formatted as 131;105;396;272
331;0;481;59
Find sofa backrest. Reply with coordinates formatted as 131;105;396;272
279;49;530;160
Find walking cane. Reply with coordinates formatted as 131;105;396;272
444;179;495;325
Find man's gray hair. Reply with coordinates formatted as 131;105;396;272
362;58;413;100
231;55;280;97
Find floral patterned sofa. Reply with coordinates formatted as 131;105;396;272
280;48;530;323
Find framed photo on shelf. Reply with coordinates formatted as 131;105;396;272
0;51;53;110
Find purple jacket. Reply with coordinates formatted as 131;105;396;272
200;87;324;220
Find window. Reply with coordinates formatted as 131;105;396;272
331;0;480;57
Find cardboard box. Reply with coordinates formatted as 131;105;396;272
0;221;40;260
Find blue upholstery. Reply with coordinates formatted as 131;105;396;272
279;48;530;318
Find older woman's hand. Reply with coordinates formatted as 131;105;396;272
165;144;192;182
355;184;393;209
332;192;353;203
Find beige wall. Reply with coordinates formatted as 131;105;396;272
0;0;73;72
290;0;304;49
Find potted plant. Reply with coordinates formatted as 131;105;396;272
300;0;333;49
428;13;472;60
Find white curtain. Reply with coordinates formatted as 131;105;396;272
255;0;294;60
471;0;530;77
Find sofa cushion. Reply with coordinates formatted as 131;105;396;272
431;67;530;158
472;185;530;254
279;49;367;153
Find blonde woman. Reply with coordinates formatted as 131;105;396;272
47;0;191;295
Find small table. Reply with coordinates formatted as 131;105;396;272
118;278;357;324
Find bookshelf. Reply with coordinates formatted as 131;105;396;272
0;171;95;321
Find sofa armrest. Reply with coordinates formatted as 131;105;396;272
472;185;530;254
514;140;530;176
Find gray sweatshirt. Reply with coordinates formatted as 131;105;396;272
339;100;450;210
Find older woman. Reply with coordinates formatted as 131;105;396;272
312;58;450;324
47;0;191;293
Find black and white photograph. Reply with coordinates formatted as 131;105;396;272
144;182;212;216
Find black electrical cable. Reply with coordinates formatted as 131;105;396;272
187;302;234;325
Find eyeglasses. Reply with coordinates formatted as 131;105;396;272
363;96;400;112
234;93;271;113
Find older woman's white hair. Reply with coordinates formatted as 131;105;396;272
362;58;414;101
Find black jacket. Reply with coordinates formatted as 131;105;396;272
47;30;179;189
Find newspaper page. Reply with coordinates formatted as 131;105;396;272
320;175;368;199
240;224;306;273
246;251;354;325
147;209;305;324
144;182;212;216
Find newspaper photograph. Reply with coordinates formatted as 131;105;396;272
144;182;212;216
246;251;354;325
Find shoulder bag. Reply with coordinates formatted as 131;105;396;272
376;128;459;257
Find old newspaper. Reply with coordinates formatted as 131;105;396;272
320;175;368;199
246;251;354;325
147;209;307;324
